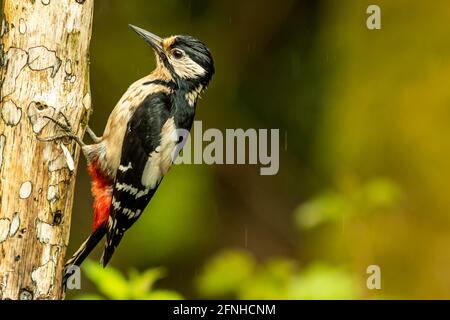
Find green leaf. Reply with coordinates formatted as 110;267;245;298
196;249;256;298
295;191;350;229
82;260;130;299
295;178;402;230
263;258;297;282
75;294;104;300
288;263;359;300
362;178;401;209
238;258;297;300
144;290;184;300
128;268;166;299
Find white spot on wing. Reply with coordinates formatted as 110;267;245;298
118;162;133;172
115;182;138;196
141;154;162;190
122;208;133;218
112;197;121;211
115;182;149;200
135;188;149;199
133;209;142;219
141;117;178;189
122;208;142;219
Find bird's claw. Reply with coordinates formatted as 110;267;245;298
43;113;73;133
38;112;85;147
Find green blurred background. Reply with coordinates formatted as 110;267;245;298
64;0;450;299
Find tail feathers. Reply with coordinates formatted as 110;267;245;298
100;229;125;268
65;227;107;269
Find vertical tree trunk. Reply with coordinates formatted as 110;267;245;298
0;0;93;300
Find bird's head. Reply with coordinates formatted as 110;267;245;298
130;24;214;90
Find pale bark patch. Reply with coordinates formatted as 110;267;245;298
0;0;94;300
1;99;22;126
9;213;20;237
19;181;33;199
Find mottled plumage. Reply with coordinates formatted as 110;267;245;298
64;25;214;271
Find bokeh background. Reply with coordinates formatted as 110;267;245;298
64;0;450;299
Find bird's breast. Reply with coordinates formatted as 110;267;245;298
101;78;173;179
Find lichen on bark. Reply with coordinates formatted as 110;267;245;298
0;0;94;300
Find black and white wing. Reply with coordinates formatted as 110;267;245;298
101;92;178;266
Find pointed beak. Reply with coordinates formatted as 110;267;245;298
129;24;164;54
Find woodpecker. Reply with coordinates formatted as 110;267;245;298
43;25;214;272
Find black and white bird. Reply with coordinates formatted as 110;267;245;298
44;25;214;271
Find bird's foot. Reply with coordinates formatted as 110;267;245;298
37;112;85;147
85;126;102;143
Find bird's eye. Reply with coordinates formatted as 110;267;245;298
171;49;184;59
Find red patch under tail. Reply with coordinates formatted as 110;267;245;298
87;160;112;231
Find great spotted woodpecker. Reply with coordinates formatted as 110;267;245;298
43;25;214;272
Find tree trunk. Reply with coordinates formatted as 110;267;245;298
0;0;93;300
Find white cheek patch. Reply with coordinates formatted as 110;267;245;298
169;55;206;79
141;117;178;189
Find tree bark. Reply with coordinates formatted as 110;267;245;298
0;0;93;300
